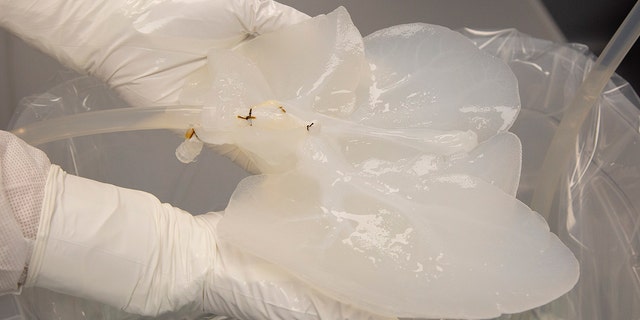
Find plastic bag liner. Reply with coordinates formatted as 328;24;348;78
4;28;640;320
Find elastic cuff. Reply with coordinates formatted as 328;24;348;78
24;164;60;287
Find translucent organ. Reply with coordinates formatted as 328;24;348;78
191;7;578;319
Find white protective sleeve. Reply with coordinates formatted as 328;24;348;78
25;165;392;319
0;131;50;295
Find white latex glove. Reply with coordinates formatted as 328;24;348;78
0;0;309;108
22;155;389;319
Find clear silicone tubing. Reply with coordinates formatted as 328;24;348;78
11;106;202;146
531;0;640;219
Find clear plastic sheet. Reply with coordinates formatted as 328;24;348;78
4;28;640;319
9;72;249;216
460;28;640;320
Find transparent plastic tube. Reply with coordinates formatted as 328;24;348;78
531;0;640;218
11;106;202;146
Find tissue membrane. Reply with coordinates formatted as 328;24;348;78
198;7;579;319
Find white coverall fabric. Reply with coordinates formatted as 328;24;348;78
0;131;50;294
25;164;390;319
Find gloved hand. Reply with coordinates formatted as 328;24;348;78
1;0;310;172
0;129;390;319
0;0;309;108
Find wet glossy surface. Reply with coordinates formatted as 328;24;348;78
194;8;578;319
